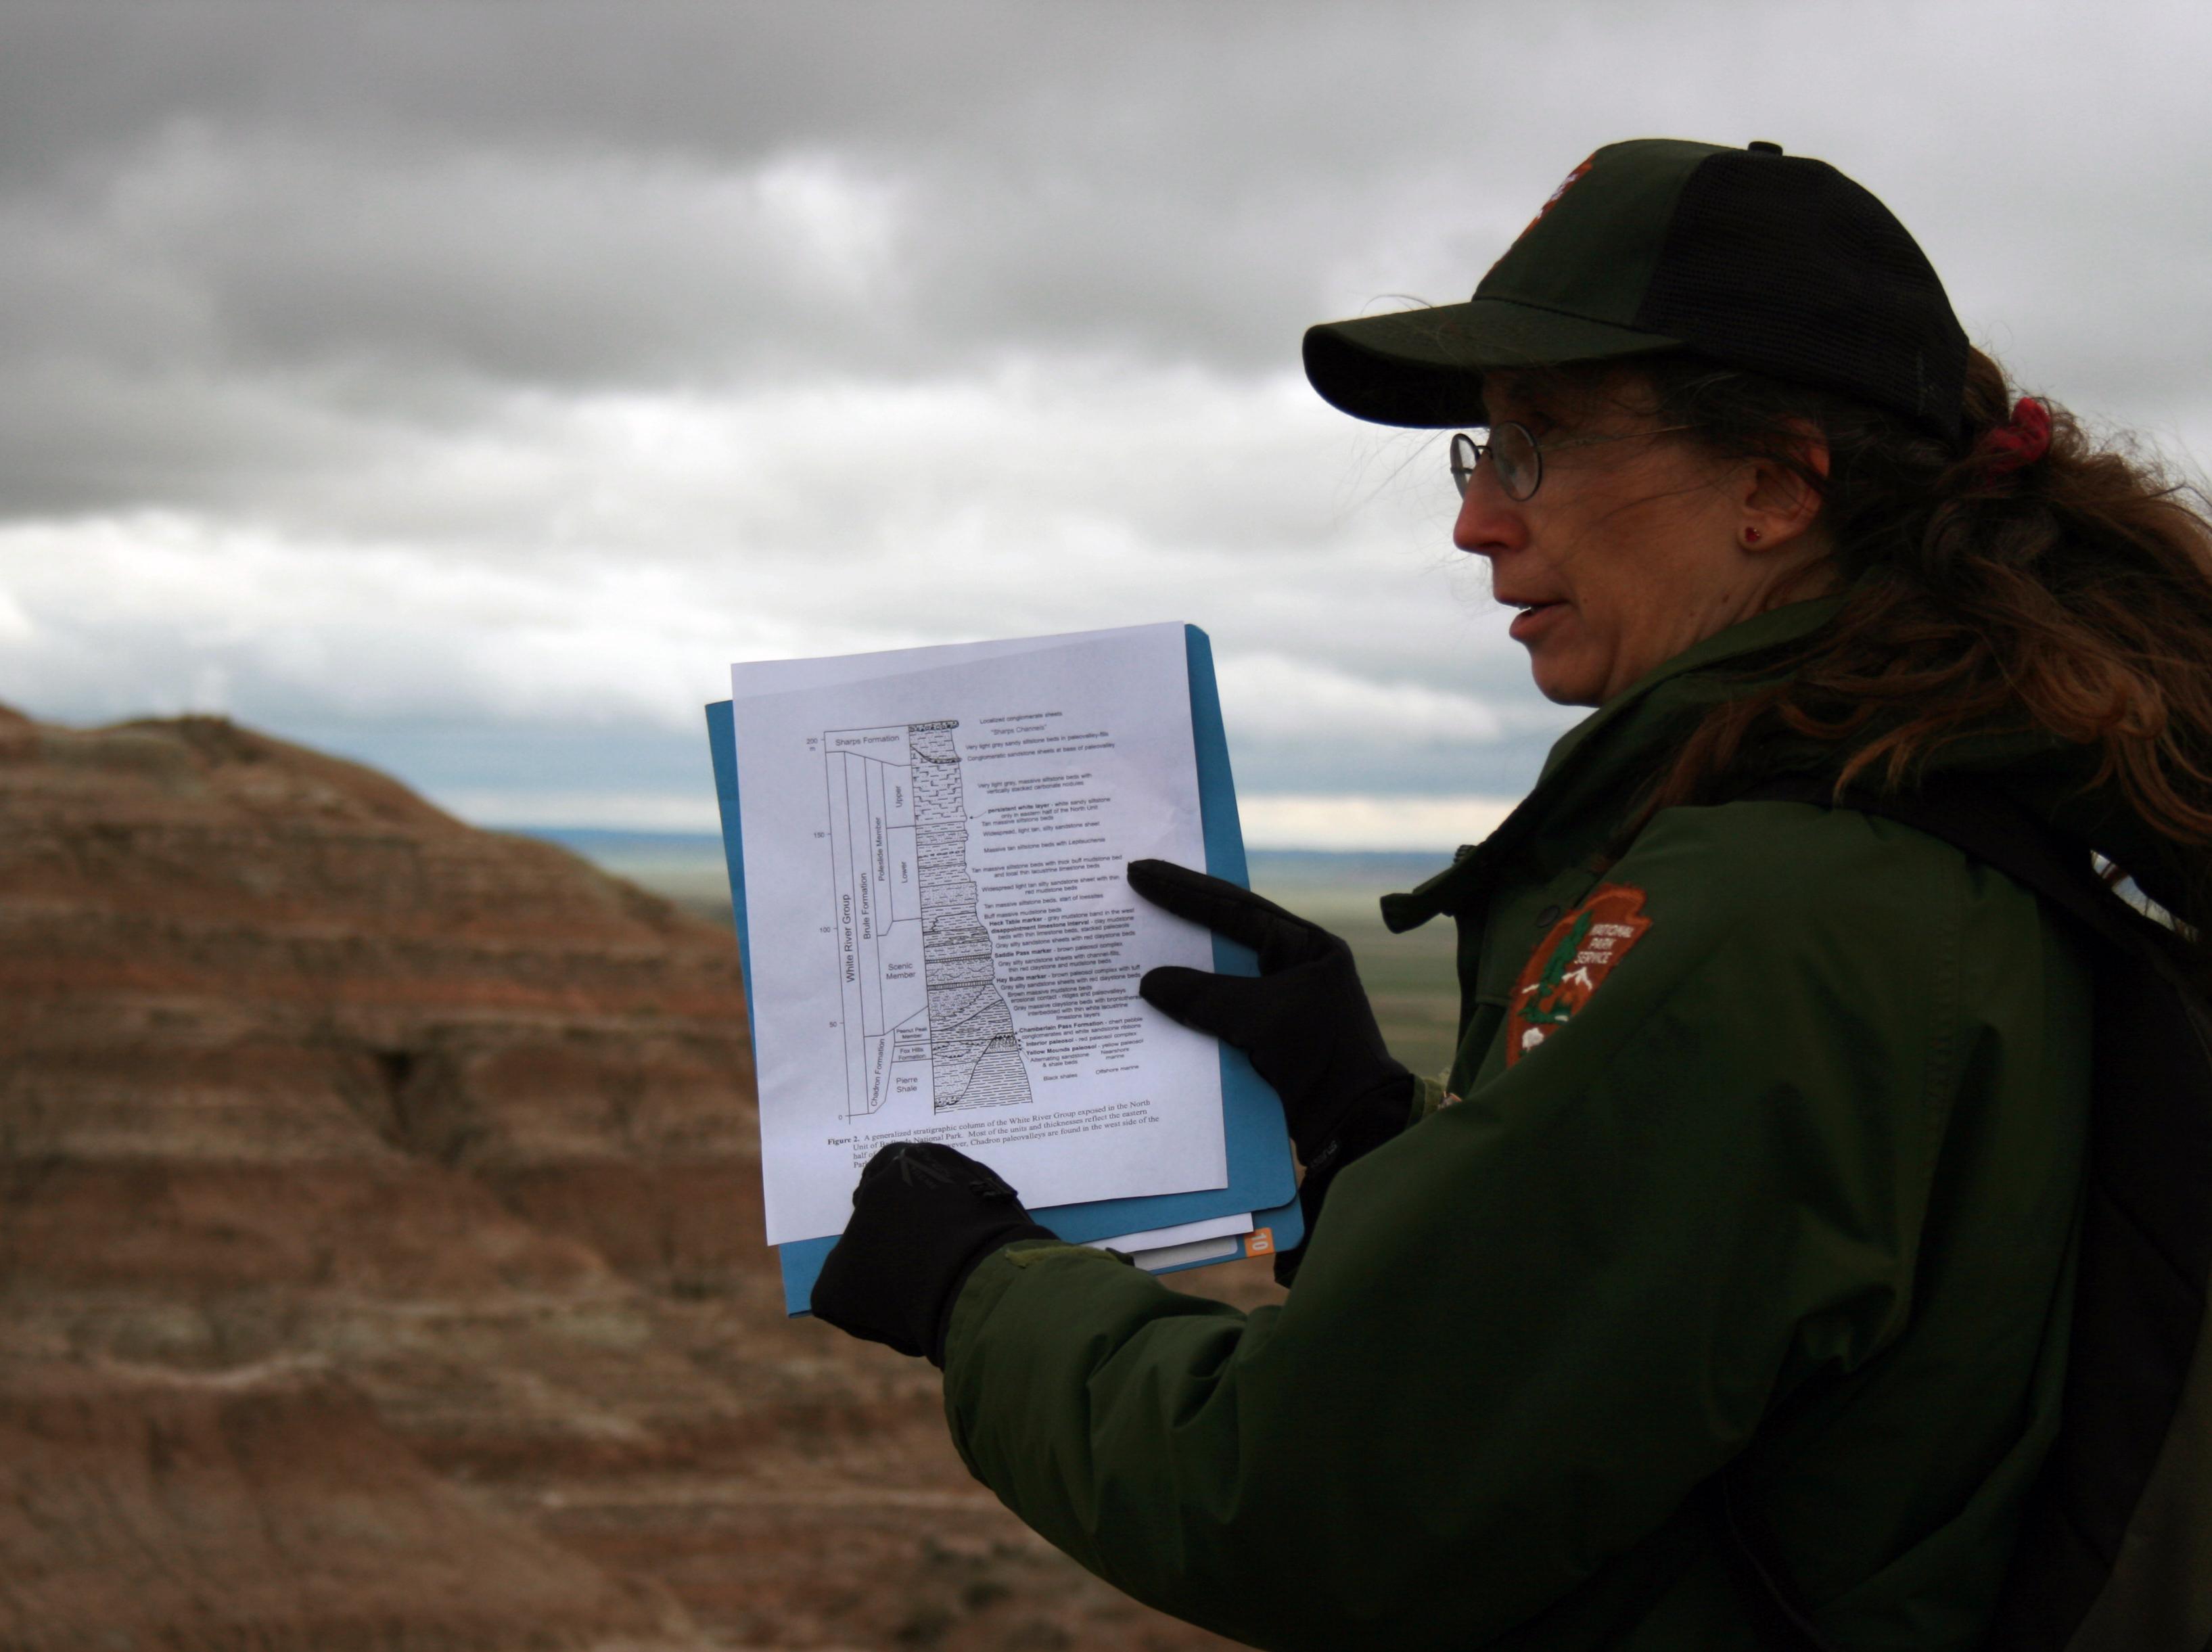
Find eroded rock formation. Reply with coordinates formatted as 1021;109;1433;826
0;1360;696;1652
0;705;1263;1651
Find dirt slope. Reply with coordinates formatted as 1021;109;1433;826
0;704;1266;1651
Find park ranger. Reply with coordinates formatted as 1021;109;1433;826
806;140;2212;1648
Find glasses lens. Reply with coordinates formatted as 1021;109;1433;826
1493;423;1539;501
1449;432;1481;498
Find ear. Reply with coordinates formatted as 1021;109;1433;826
1736;420;1829;554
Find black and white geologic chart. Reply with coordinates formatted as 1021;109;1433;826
821;716;1034;1120
731;624;1229;1247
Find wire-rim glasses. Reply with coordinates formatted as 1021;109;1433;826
1450;422;1698;504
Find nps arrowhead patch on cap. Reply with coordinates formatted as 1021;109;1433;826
1508;884;1652;1065
1519;154;1595;239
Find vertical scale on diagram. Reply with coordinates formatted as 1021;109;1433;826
823;748;867;1116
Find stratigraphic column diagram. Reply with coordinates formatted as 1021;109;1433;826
907;722;1033;1111
823;719;1033;1118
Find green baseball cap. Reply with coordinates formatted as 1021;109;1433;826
1303;138;1969;440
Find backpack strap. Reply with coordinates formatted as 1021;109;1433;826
1720;777;2212;1652
1733;775;2170;957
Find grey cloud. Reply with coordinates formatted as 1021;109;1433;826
9;1;2211;426
4;0;2212;822
0;4;1523;186
0;5;1765;411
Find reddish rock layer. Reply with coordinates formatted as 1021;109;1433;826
0;704;1264;1651
0;1361;695;1652
0;704;756;1296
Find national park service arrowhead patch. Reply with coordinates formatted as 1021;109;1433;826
1508;884;1652;1065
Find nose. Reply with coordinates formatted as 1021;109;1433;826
1451;461;1523;559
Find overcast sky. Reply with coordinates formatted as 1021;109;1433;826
3;1;2208;848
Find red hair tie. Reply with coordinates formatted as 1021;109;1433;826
1979;396;2052;476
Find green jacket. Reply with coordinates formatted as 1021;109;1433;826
943;599;2092;1650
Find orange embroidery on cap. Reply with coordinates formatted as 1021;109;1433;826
1508;884;1652;1065
1519;156;1594;238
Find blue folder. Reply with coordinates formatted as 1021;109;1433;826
706;624;1302;1314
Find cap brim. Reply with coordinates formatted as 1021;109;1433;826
1302;298;1682;428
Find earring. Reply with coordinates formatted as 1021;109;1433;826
1742;527;1763;545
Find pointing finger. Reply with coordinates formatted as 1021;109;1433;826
1128;859;1326;962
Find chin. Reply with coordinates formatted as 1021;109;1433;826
1520;629;1607;708
1527;661;1605;708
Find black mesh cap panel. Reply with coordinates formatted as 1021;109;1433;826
1633;152;1968;440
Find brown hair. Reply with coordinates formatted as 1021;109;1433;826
1615;348;2212;936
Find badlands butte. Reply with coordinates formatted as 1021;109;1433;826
0;702;1273;1652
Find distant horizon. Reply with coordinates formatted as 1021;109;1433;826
513;817;1502;863
526;825;1469;864
481;791;1519;858
528;828;1468;909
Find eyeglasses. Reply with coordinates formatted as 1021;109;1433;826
1450;422;1698;503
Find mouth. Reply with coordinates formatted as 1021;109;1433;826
1502;597;1566;643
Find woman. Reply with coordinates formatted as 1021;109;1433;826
809;139;2212;1649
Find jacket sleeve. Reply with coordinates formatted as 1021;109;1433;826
940;806;1981;1650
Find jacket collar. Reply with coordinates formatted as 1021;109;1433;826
1381;595;1849;932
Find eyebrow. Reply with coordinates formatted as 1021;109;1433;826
1479;371;1559;429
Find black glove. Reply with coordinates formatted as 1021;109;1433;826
810;1141;1055;1364
1129;859;1414;1284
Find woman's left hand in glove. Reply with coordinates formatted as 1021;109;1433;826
1129;858;1416;1281
810;1141;1056;1364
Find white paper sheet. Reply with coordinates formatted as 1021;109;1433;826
1132;1235;1243;1271
1083;1211;1254;1254
732;624;1228;1244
